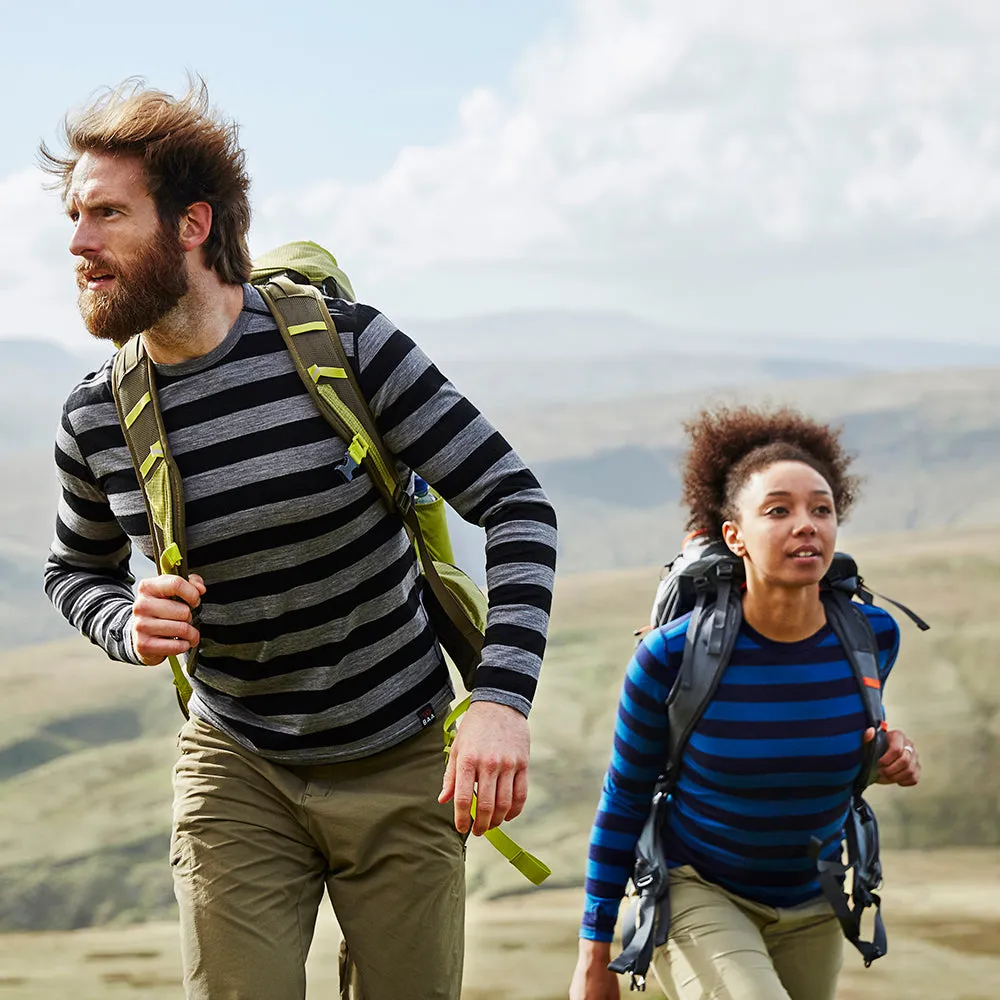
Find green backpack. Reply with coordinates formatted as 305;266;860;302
110;241;549;886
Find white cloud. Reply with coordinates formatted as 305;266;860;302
252;0;1000;337
6;0;1000;347
0;171;83;346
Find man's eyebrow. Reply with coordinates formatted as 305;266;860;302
65;193;125;214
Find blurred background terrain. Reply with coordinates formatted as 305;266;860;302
1;331;998;998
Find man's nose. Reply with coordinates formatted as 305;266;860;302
69;217;99;258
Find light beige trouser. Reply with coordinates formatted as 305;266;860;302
650;866;843;1000
171;714;466;1000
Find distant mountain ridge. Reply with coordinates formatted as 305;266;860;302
5;312;1000;434
401;308;1000;366
496;364;1000;573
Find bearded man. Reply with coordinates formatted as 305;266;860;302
42;80;557;1000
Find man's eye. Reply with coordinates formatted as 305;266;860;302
102;207;120;218
68;211;79;223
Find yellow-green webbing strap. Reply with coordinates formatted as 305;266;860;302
111;335;194;713
442;698;551;886
161;542;192;707
258;280;487;690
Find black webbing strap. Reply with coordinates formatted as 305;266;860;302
707;562;733;657
608;792;671;991
823;592;887;789
856;584;930;631
810;593;888;966
612;591;742;989
809;793;887;966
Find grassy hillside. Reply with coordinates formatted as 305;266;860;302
1;526;997;934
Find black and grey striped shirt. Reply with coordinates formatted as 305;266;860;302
45;285;557;763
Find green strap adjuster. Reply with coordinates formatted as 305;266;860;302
139;441;165;478
124;391;151;429
288;320;328;336
443;698;550;886
159;542;183;575
308;364;348;383
348;434;368;467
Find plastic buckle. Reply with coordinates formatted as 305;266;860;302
335;453;360;482
395;485;414;516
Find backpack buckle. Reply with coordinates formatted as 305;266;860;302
395;484;414;516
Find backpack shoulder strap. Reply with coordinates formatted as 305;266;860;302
611;567;742;990
110;334;193;710
257;277;485;674
111;335;188;578
664;563;742;790
822;591;886;791
257;276;403;508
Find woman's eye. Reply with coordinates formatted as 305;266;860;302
765;506;787;516
813;505;833;516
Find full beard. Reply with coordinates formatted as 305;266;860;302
77;225;189;346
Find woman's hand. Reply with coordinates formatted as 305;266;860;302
864;727;920;786
569;939;620;1000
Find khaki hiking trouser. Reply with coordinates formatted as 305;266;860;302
650;865;843;1000
171;714;466;1000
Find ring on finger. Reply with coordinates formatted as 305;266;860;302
903;745;915;756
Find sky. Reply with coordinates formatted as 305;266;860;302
3;0;1000;352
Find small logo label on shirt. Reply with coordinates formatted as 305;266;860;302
418;704;437;728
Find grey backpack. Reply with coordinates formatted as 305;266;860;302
611;539;929;989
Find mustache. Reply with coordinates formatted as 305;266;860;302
76;259;117;282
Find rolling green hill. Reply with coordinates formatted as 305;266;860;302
1;527;997;932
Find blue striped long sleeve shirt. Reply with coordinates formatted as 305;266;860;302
581;604;900;942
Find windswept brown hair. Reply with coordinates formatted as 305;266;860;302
39;77;251;284
681;405;860;536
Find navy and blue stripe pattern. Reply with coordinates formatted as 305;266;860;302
581;604;899;941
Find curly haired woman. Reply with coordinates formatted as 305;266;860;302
569;406;921;1000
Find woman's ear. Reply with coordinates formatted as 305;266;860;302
722;520;745;558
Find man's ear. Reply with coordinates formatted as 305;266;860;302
722;520;745;558
178;201;213;252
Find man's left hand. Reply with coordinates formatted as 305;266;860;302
439;701;530;837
